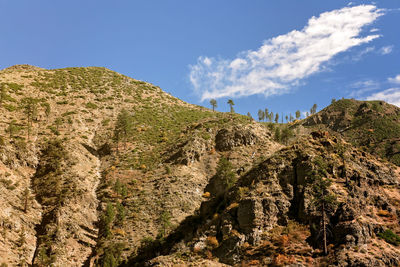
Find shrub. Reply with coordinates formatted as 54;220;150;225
86;102;98;109
206;236;219;248
216;157;236;188
378;230;400;246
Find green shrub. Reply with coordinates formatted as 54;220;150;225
86;102;98;109
378;229;400;246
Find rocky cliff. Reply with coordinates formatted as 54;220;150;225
0;65;400;267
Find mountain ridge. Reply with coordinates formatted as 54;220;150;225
0;65;399;266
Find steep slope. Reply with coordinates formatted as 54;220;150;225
132;131;400;266
0;65;278;266
1;65;400;267
302;98;400;166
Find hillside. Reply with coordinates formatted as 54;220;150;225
0;65;399;267
302;98;400;166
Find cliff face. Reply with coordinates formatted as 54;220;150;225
0;65;400;267
134;132;400;266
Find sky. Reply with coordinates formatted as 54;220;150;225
0;1;399;119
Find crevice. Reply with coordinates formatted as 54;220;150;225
82;152;103;267
81;143;99;157
289;161;299;219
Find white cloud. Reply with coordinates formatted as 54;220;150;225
190;5;384;100
366;88;400;107
388;74;400;84
379;45;394;55
352;46;375;61
370;28;379;32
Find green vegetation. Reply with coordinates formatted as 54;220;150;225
86;102;98;109
216;157;236;188
114;109;132;151
275;113;279;123
33;139;71;205
20;97;39;140
310;103;317;115
210;99;217;111
227;99;235;113
6;120;21;138
258;109;265;122
295;110;301;120
100;202;115;239
378;229;400;246
158;211;172;239
321;99;400;166
0;83;6;106
308;156;337;255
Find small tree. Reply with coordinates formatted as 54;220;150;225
264;108;269;122
42;102;51;120
274;127;281;142
114;109;132;151
0;83;6;107
210;99;217;112
116;202;126;226
22;187;30;213
227;99;235;113
295;110;301;120
21;98;38;140
257;109;265;122
101;202;115;238
6;120;19;139
269;112;274;122
55;118;63;132
285;115;288;123
337;143;348;185
310;103;317;115
275;113;279;123
216;157;236;188
247;112;253;120
289;114;294;122
159;211;172;238
281;127;293;144
309;157;337;255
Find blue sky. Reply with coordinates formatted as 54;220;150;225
0;1;399;119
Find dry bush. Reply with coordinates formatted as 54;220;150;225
226;202;239;210
206;236;219;248
202;192;211;198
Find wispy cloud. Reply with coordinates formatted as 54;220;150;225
349;79;380;97
379;45;394;55
352;46;375;61
388;74;400;84
366;88;400;107
190;5;384;100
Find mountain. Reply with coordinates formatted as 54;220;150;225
302;98;400;166
0;65;399;266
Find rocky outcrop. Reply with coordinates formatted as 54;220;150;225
166;136;210;165
189;132;400;265
215;127;258;151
